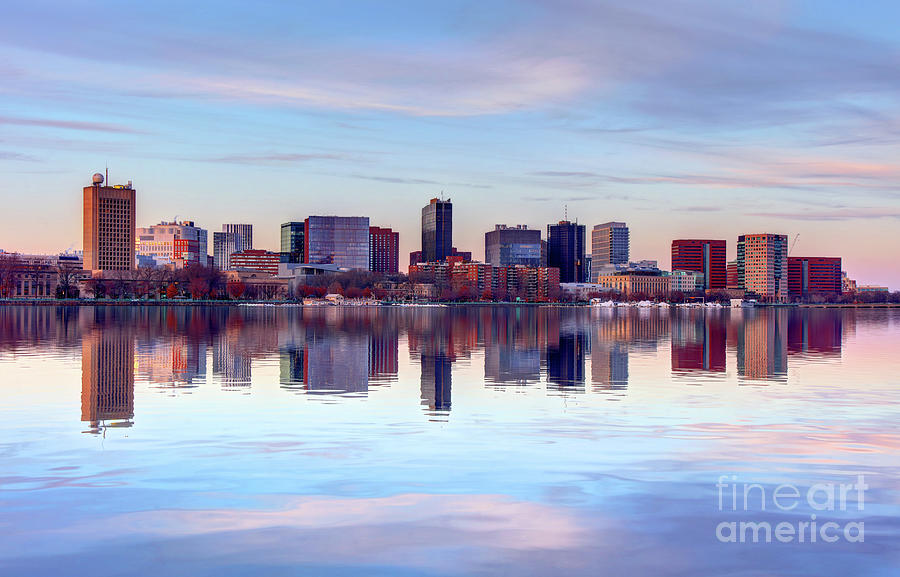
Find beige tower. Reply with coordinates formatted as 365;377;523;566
83;173;136;271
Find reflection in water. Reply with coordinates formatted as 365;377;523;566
0;305;852;424
2;305;897;577
80;316;134;431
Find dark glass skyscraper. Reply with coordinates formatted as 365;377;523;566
546;221;585;283
280;221;305;263
421;198;452;263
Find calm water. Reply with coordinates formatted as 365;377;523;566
1;305;898;576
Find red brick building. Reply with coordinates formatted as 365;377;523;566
229;249;280;275
369;226;399;274
788;257;842;299
671;239;727;289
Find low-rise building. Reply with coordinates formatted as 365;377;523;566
229;249;280;275
668;270;705;293
594;271;670;298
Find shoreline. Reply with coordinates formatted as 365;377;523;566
1;299;898;309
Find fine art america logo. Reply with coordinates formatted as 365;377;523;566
716;475;867;544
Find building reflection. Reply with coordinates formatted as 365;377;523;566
136;336;206;388
547;332;587;391
736;310;788;382
787;309;842;357
482;307;543;386
81;325;134;431
591;342;629;391
671;312;726;373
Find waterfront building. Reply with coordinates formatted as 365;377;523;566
83;173;135;271
668;270;705;293
229;249;281;275
369;226;400;274
594;271;670;298
727;260;740;289
136;220;208;268
0;252;87;299
841;271;857;293
305;216;370;270
671;239;726;289
787;257;842;299
484;224;542;267
858;285;889;293
280;222;305;264
547;221;585;284
421;198;452;263
591;222;629;281
737;233;788;301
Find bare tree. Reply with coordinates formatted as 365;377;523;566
0;253;22;298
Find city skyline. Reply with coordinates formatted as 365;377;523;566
1;1;899;288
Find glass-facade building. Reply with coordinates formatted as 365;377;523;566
484;224;542;267
304;216;370;270
547;221;585;284
422;198;452;263
591;222;629;281
280;222;305;263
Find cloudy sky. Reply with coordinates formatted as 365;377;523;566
1;0;898;287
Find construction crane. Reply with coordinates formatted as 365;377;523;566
789;233;800;256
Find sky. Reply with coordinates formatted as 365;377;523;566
0;0;898;288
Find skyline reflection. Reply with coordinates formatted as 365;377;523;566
0;305;858;426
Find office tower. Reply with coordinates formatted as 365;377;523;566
727;260;740;289
136;220;208;267
421;198;452;263
369;226;400;274
83;173;135;271
280;222;305;263
671;239;727;290
213;231;237;269
590;222;629;280
546;220;585;283
737;234;788;301
222;224;252;251
787;257;842;299
304;216;370;270
484;224;542;267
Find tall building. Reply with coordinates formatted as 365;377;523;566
369;226;400;274
737;234;788;301
136;220;208;267
671;239;727;290
422;198;452;263
591;222;629;280
83;173;135;271
213;232;237;269
222;224;252;251
484;224;542;267
305;216;370;270
788;257;842;299
547;221;585;284
280;222;305;264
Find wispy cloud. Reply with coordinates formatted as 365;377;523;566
0;151;38;162
0;115;141;134
202;152;348;165
350;174;440;185
749;208;900;221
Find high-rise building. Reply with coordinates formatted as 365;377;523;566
484;224;542;267
671;239;727;290
737;234;788;301
591;222;629;281
213;232;237;270
136;220;208;267
222;224;252;251
788;257;842;299
280;222;305;264
547;221;585;284
422;198;452;263
304;216;370;270
369;226;399;274
83;173;135;271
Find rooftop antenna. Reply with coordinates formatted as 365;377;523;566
564;204;568;221
105;165;108;186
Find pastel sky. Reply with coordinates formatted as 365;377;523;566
1;0;898;288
